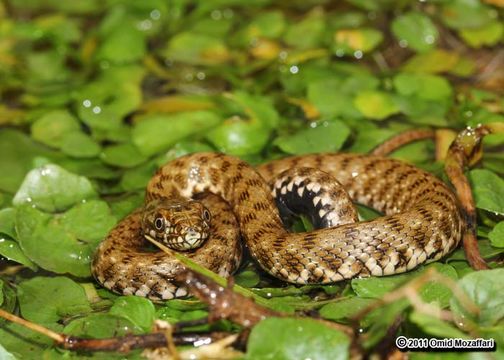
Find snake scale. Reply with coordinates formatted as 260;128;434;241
92;152;463;300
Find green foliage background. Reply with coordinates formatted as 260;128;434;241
0;0;503;359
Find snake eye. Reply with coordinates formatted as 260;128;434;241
154;217;164;231
203;209;211;222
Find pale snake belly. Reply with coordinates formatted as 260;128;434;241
92;152;463;300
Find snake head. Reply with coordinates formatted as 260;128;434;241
141;199;211;251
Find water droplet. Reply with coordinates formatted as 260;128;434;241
289;65;299;74
399;39;408;48
335;49;345;57
464;110;473;117
278;51;288;60
310;122;317;128
424;35;435;44
211;9;222;20
83;99;92;107
92;106;102;114
150;9;161;20
354;50;363;59
196;72;206;80
138;19;152;31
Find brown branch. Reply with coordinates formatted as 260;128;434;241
0;308;234;353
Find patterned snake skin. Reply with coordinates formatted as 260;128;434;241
92;152;463;300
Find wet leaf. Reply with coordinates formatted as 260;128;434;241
206;117;271;156
353;90;400;120
100;142;148;168
488;221;504;248
132;111;221;156
393;73;453;101
18;276;91;324
468;169;504;215
60;131;101;158
409;311;468;339
274;120;350;155
459;20;504;48
0;129;59;194
0;235;37;270
163;32;230;65
319;297;375;321
450;268;504;329
97;24;146;63
16;201;116;277
0;208;16;239
391;12;439;52
109;296;156;333
30;110;81;148
63;313;140;338
333;28;383;54
246;318;350;360
13;164;97;213
402;49;460;74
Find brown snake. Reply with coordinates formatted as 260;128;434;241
92;152;463;300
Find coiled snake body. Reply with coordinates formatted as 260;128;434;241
92;152;463;300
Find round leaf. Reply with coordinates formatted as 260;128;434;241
391;12;439;53
246;318;350;360
13;164;97;212
18;276;91;324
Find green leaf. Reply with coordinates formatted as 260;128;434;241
0;235;37;270
60;131;101;158
391;12;439;53
352;264;457;308
319;297;375;321
109;296;156;333
459;21;503;48
246;318;350;360
393;73;453;101
409;311;468;339
13;164;97;212
16;201;115;277
450;268;504;329
489;222;504;248
100;142;148;168
163;32;230;65
468;169;504;215
274;120;350;155
284;9;325;49
0;279;16;313
234;270;261;288
333;28;383;54
132;111;221;157
0;208;16;239
97;24;146;63
402;49;460;74
353;90;400;120
0;344;17;360
30;110;81;149
0;129;59;193
18;276;91;324
206;118;271;156
63;313;140;338
442;0;497;30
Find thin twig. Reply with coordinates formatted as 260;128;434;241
0;308;65;343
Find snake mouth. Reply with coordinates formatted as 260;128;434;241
144;230;206;251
